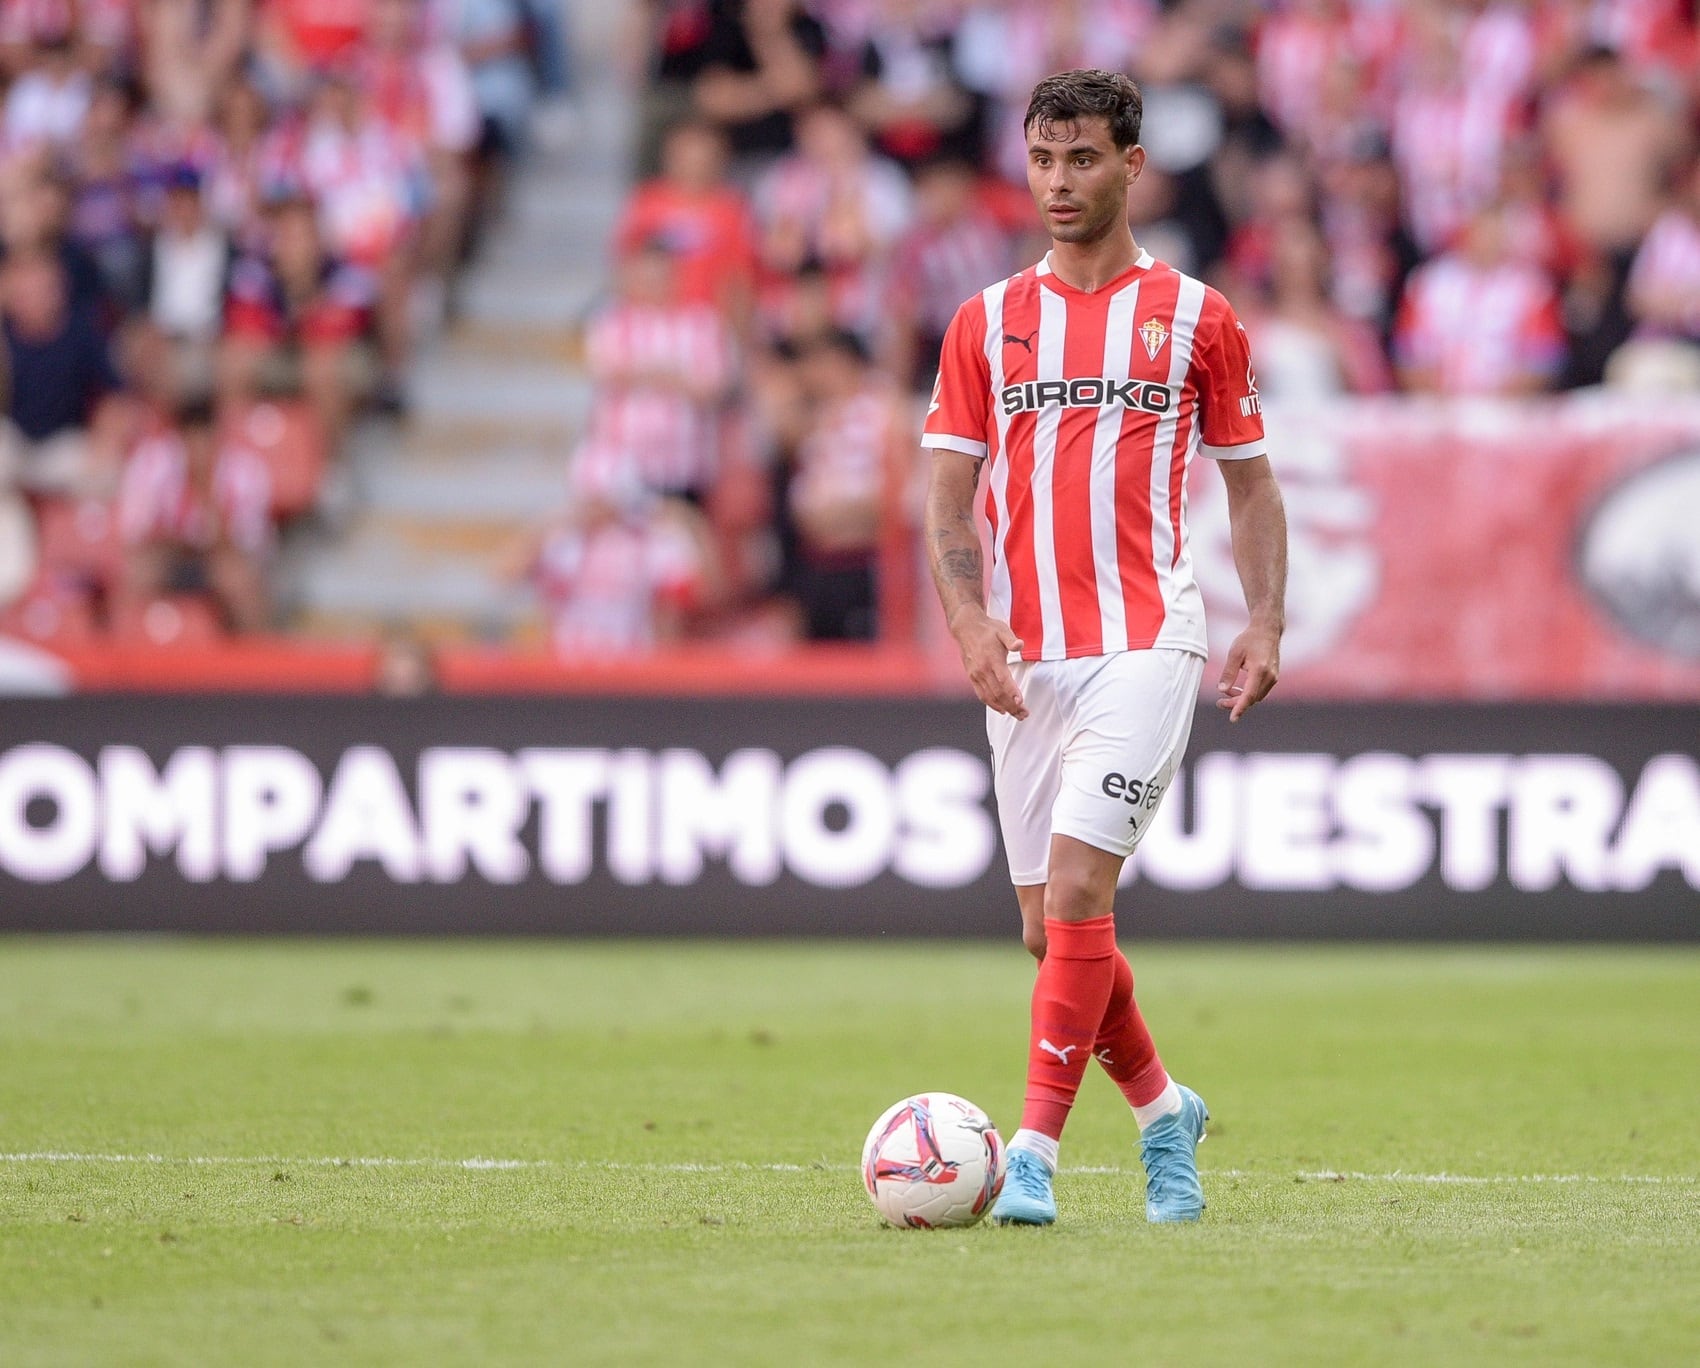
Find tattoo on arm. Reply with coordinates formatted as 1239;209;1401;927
937;545;982;592
923;458;987;618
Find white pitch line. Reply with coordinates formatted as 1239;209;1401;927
0;1153;1695;1185
0;1152;548;1171
1291;1170;1697;1187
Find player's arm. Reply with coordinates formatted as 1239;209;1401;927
921;296;1027;718
1196;300;1286;721
923;452;1027;719
1215;454;1287;721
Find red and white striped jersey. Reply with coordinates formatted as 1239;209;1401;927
535;514;705;657
117;432;274;556
1394;255;1566;394
922;251;1265;663
791;385;899;557
581;300;735;498
1391;82;1518;254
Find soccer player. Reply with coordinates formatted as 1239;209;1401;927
922;70;1288;1226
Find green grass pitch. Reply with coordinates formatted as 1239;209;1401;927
2;938;1697;1366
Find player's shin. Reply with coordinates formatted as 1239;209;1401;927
1093;950;1182;1128
1014;915;1119;1159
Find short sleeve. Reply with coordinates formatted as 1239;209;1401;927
1194;295;1267;460
920;297;991;459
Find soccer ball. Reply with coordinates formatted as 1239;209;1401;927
861;1092;1005;1229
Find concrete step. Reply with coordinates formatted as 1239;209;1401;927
438;320;585;365
281;0;636;636
405;352;593;425
354;457;566;520
454;272;605;330
359;415;579;464
289;606;550;647
288;517;535;624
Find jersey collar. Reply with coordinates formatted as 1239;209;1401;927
1036;249;1155;296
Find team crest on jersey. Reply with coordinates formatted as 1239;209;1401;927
1140;318;1169;362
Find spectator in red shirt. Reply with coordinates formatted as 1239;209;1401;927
219;193;372;446
616;117;758;326
255;0;375;101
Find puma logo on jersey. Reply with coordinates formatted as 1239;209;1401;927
1003;330;1038;353
1000;377;1176;417
1039;1038;1080;1064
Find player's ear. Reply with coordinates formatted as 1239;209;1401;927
1125;144;1145;186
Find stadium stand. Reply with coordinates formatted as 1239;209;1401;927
1;0;1698;683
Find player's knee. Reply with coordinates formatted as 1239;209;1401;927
1043;868;1112;923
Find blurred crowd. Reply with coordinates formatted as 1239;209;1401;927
5;0;1699;656
528;0;1700;656
0;0;566;643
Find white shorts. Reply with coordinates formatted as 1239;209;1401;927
987;648;1203;886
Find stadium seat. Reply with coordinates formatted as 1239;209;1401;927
0;582;99;646
34;497;123;592
229;400;327;520
108;594;225;646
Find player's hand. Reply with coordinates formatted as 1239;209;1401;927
949;606;1028;719
1217;621;1281;722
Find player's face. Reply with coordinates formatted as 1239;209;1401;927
1025;116;1143;246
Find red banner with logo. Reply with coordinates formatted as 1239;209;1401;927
1186;394;1700;700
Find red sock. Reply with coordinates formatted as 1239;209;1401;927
1019;915;1119;1140
1093;950;1170;1108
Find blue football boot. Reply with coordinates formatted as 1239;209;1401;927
991;1149;1057;1226
1140;1084;1208;1223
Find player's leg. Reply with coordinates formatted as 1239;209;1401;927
1093;951;1207;1219
985;668;1072;1225
998;833;1124;1217
1093;950;1171;1121
1052;648;1210;1221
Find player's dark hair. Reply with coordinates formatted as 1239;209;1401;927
1024;69;1143;149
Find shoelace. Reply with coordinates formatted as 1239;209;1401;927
1006;1152;1050;1197
1141;1118;1196;1198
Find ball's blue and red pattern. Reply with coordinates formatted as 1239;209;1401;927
863;1096;959;1193
861;1092;1005;1229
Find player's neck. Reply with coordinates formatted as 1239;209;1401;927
1046;229;1142;293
